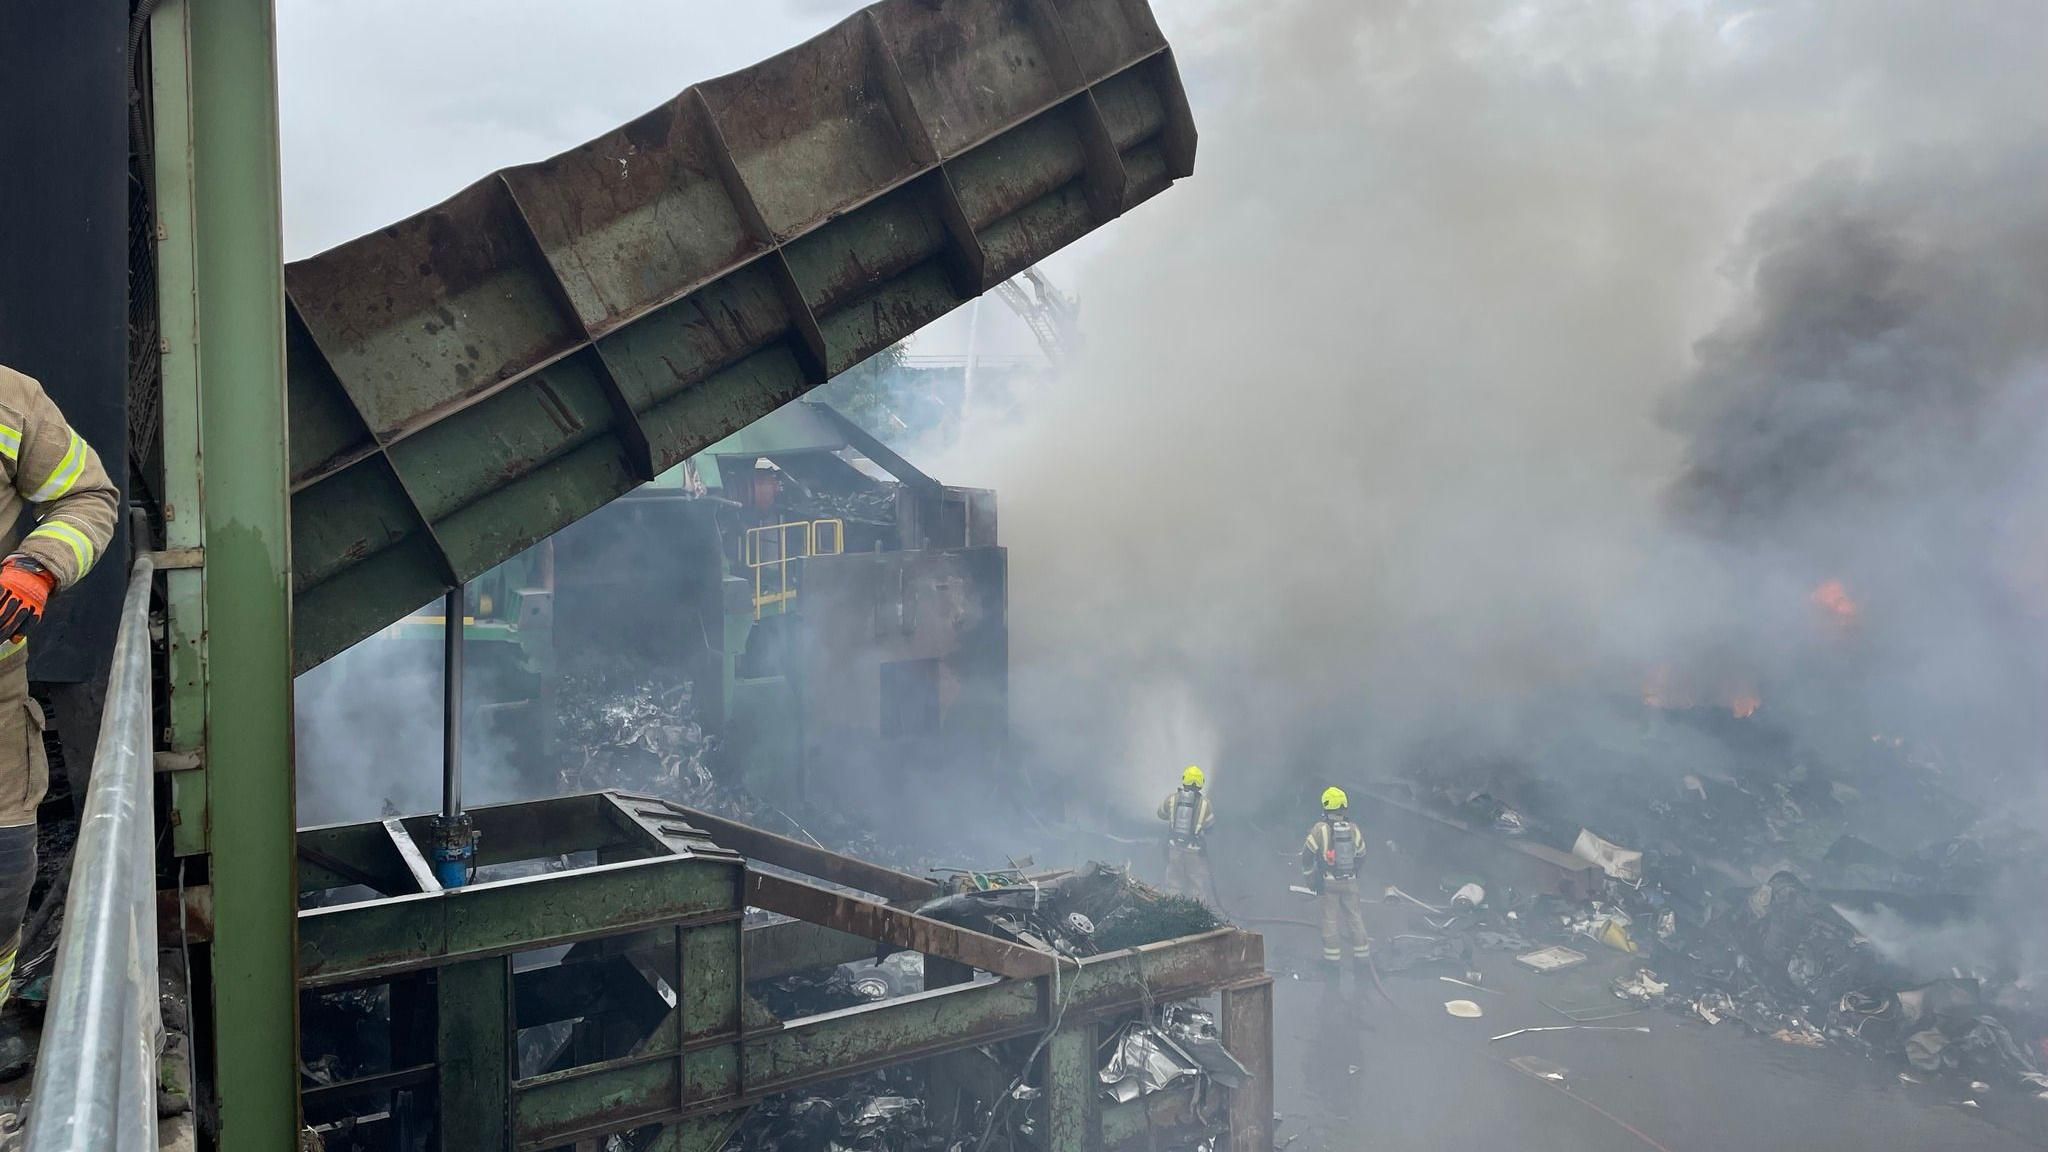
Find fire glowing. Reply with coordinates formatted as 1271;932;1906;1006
1811;579;1858;620
1643;666;1761;719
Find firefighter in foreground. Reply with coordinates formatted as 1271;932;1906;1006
1302;786;1371;974
1157;765;1220;906
0;364;119;1076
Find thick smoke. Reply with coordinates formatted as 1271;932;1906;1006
296;620;534;827
926;0;2048;834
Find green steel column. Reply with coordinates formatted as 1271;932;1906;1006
1044;1023;1099;1152
438;958;512;1150
187;0;300;1146
150;0;209;857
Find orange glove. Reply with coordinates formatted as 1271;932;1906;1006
0;557;55;645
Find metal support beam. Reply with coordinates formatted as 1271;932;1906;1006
182;0;301;1146
442;586;463;818
741;918;875;983
1220;977;1275;1152
430;587;477;888
629;797;937;903
438;957;512;1152
299;856;740;988
510;929;1264;1143
743;871;1051;981
1044;1024;1099;1152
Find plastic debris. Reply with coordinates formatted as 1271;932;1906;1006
1445;1000;1484;1019
1516;946;1588;973
1508;1055;1569;1082
1384;885;1445;914
1439;976;1500;996
1772;1026;1826;1048
1694;992;1734;1025
1572;906;1637;953
1571;829;1643;883
1612;970;1668;1002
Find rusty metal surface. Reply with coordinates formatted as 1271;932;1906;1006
1220;976;1275;1152
506;924;1264;1143
629;794;939;903
744;870;1053;980
298;854;742;987
284;0;1194;670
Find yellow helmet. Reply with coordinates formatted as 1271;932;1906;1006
1321;786;1349;811
1182;765;1206;788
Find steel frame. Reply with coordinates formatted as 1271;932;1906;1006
280;0;1197;671
297;791;1271;1152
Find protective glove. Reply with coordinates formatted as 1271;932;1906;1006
0;556;55;646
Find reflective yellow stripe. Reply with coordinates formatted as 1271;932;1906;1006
0;424;19;462
28;519;95;573
27;431;86;503
0;639;22;661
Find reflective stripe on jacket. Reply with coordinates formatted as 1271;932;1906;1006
0;364;119;659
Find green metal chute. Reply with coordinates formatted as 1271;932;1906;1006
284;0;1195;671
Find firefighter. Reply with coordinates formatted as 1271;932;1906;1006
1301;786;1371;973
0;364;118;1074
1156;765;1220;906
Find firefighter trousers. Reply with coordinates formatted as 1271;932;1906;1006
1320;875;1370;963
1164;843;1220;907
0;661;44;1010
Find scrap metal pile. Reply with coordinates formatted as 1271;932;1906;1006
551;669;965;873
717;1000;1243;1152
555;668;719;804
733;868;1229;1152
1387;709;2048;1107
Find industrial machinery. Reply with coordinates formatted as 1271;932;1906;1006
5;2;1268;1150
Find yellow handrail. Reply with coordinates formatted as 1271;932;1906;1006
743;519;844;619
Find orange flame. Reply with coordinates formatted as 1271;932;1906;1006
1811;579;1858;620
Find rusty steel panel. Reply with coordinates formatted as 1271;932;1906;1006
1220;976;1276;1152
298;855;742;987
638;796;939;903
285;0;1194;670
497;922;1264;1142
744;870;1054;980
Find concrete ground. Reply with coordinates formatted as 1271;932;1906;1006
1208;842;2048;1152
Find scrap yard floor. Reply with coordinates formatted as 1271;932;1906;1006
1246;874;2048;1152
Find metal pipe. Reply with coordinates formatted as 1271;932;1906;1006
441;585;461;819
26;556;159;1152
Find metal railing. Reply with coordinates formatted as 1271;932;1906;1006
27;556;160;1152
742;518;844;619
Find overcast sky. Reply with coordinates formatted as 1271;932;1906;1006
275;0;1143;359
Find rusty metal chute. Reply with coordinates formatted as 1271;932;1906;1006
285;0;1194;670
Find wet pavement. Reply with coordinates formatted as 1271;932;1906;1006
1244;868;2048;1152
